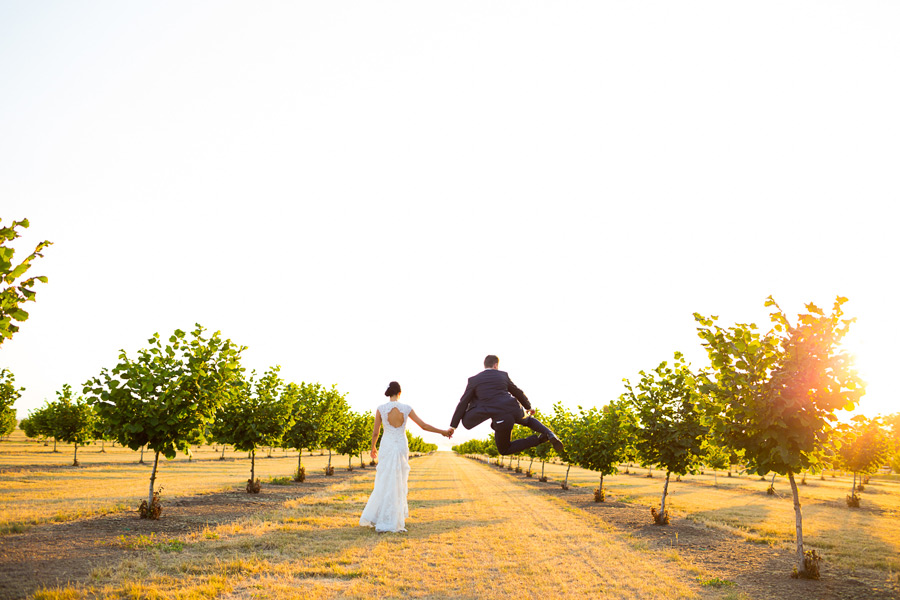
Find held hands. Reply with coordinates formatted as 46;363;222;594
445;427;455;439
526;409;535;416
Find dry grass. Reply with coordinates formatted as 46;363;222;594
0;430;357;533
25;454;725;600
518;458;900;575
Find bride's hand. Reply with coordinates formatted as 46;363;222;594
370;448;378;460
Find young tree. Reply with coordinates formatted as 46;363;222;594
214;366;296;492
1;218;52;347
22;401;59;449
337;411;371;470
695;296;864;578
1;369;22;442
86;325;244;515
571;399;636;501
838;416;891;505
51;384;96;466
623;353;708;524
549;402;576;489
317;385;351;475
282;382;327;481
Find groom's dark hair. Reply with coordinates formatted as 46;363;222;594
484;355;499;368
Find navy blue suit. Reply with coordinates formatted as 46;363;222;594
451;368;552;455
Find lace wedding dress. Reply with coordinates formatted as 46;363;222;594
359;401;411;532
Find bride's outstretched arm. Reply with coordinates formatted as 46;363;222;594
409;409;452;437
370;411;382;459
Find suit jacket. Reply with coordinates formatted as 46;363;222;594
451;369;531;430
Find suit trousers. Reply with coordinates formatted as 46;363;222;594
492;414;553;455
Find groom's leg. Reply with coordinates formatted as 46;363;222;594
515;415;553;438
493;416;543;455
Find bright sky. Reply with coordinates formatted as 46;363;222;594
2;1;898;450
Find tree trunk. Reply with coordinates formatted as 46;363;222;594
714;471;718;487
600;473;604;494
648;465;652;477
660;471;671;515
100;439;106;453
298;451;303;472
852;471;857;497
564;464;571;487
73;443;79;466
139;445;145;464
250;449;256;483
541;460;545;478
359;452;365;467
348;454;352;470
53;438;57;452
788;470;806;576
327;449;332;469
529;456;535;472
771;472;777;489
148;451;160;507
220;445;226;460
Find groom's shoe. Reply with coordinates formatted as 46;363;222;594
539;432;565;454
549;434;565;453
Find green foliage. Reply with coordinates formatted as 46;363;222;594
337;411;372;465
0;369;20;438
407;429;437;453
213;366;296;454
0;218;52;347
282;382;328;455
21;401;58;441
51;384;96;447
623;352;708;477
695;296;864;477
317;385;351;459
549;403;575;464
569;399;636;478
839;417;890;474
85;325;245;459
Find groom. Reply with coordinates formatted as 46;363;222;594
448;355;564;455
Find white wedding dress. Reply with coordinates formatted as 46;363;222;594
359;401;411;532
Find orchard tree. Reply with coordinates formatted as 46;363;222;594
1;218;52;347
571;399;636;501
52;384;96;466
1;369;22;441
838;416;891;505
282;382;328;480
337;411;371;471
23;401;59;450
549;402;576;489
624;352;708;524
695;296;864;579
317;385;351;475
85;325;244;516
214;366;295;492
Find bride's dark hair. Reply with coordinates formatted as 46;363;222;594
384;381;401;397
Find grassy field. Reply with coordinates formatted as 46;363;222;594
21;452;723;600
4;434;898;599
495;454;900;576
0;430;361;534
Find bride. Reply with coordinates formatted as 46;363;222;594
359;381;452;532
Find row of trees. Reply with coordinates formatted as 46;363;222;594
12;326;406;517
456;296;898;579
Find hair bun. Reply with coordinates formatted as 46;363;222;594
384;381;401;397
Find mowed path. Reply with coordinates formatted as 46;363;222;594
270;452;704;600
